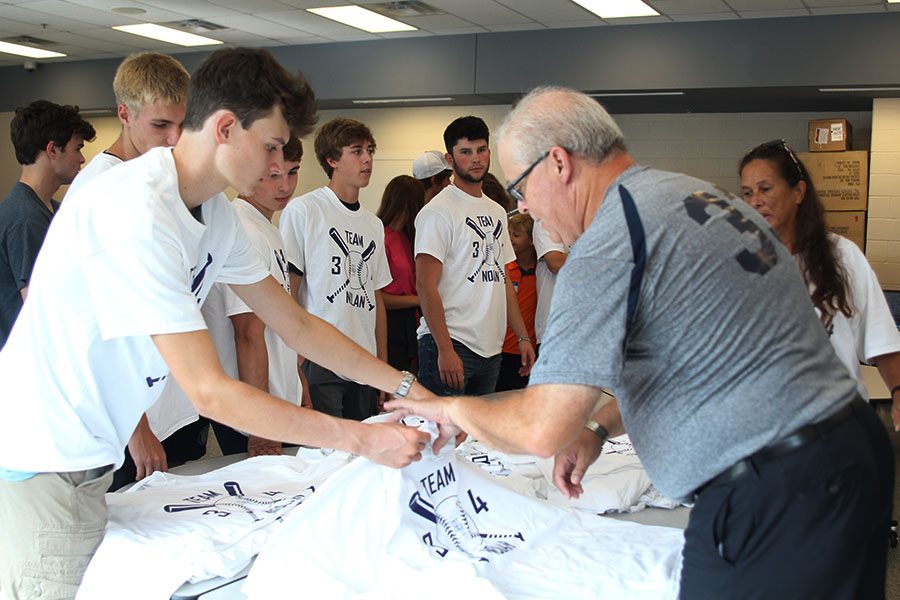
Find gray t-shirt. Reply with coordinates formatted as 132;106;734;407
529;164;856;499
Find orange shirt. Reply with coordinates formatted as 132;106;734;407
502;261;537;354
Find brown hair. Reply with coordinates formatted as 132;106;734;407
283;136;303;163
182;47;317;137
481;172;514;211
508;212;534;238
738;142;851;326
314;118;375;178
376;175;425;243
10;100;96;165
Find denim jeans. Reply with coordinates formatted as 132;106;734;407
417;334;501;397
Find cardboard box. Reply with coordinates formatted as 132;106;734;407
824;211;866;252
808;118;852;152
796;151;868;211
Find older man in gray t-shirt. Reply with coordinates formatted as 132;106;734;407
388;87;894;599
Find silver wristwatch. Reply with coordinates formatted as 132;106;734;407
394;370;416;398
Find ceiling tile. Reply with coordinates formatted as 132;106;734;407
493;0;601;23
14;0;144;26
133;0;247;19
649;0;735;14
402;14;487;32
212;14;313;37
424;0;536;26
726;0;806;8
803;0;882;6
735;9;811;18
668;12;741;21
810;5;885;14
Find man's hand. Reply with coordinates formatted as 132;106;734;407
518;340;536;377
128;415;168;481
438;347;465;390
247;435;282;457
552;428;604;499
358;414;432;467
385;395;462;453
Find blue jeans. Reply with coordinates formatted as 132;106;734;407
417;334;501;397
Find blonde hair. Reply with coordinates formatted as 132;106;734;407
113;52;190;116
508;213;534;238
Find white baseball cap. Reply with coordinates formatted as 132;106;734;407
412;150;451;180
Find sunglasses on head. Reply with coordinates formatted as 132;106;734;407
757;139;803;181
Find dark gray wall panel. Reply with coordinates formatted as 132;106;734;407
475;13;900;94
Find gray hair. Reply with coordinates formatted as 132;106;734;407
497;86;626;166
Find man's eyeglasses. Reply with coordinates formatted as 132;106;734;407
505;150;550;204
758;139;803;181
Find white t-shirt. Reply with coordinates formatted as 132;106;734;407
531;220;567;344
63;147;199;442
414;184;515;357
813;234;900;399
245;433;683;600
203;198;301;405
0;147;269;472
66;150;123;199
279;186;391;356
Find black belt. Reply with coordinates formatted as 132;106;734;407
697;397;863;496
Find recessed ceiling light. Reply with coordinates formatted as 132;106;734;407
352;97;453;104
308;6;416;33
112;24;223;47
0;41;66;59
571;0;659;19
110;7;147;16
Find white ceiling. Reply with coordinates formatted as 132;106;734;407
0;0;897;67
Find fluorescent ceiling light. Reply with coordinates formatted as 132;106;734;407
353;97;453;104
571;0;658;18
819;87;900;92
588;91;684;97
308;6;416;33
0;41;65;59
112;24;223;47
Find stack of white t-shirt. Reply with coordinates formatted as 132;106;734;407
243;435;684;599
77;451;352;600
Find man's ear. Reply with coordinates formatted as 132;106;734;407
445;152;454;168
44;139;59;158
326;155;339;170
212;110;238;145
117;103;131;126
549;146;573;184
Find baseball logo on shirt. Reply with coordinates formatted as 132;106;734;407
327;227;377;311
683;191;778;275
163;480;314;523
465;216;506;284
408;462;525;561
190;253;214;303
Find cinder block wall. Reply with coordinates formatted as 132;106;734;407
868;98;900;290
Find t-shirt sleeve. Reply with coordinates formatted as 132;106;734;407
532;221;566;260
215;224;268;286
83;218;205;340
414;207;449;262
372;227;393;291
6;220;50;289
529;254;631;389
839;237;900;363
279;201;307;275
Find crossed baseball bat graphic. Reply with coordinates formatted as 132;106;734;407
327;227;377;310
465;218;505;283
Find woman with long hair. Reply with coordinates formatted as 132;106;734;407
739;140;900;421
376;175;426;373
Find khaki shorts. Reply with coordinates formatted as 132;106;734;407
0;466;113;600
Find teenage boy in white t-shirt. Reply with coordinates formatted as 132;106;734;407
205;136;311;456
0;47;430;600
66;52;200;491
415;116;536;396
280;118;392;420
